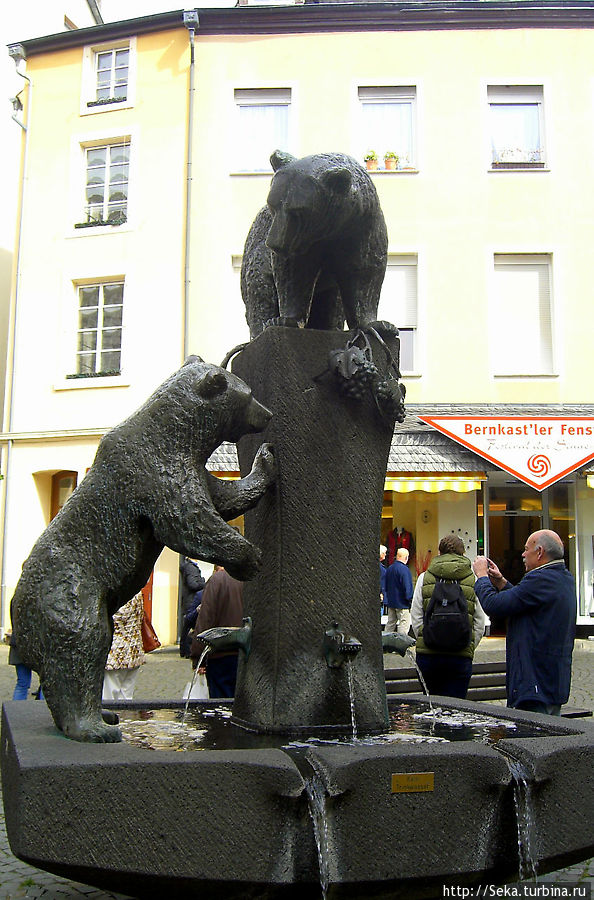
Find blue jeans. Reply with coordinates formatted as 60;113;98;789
206;655;239;698
13;663;32;700
513;700;561;716
12;664;43;700
416;654;473;699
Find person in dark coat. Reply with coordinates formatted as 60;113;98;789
179;557;206;658
473;529;576;715
385;548;413;634
379;544;387;613
190;568;243;698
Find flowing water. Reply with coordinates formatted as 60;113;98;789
304;775;331;900
346;659;357;739
181;647;210;723
405;647;434;715
506;757;539;880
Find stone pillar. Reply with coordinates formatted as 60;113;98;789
232;327;398;734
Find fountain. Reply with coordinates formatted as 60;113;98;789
2;151;593;897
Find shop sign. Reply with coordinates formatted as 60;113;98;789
418;416;594;491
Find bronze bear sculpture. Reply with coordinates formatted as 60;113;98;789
11;357;275;742
241;150;394;339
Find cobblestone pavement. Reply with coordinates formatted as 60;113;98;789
0;638;591;898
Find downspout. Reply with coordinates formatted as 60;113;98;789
0;46;31;638
178;11;199;641
182;10;199;361
85;0;104;25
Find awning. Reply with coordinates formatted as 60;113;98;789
385;473;486;493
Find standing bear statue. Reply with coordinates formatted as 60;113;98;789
241;150;395;339
10;356;275;743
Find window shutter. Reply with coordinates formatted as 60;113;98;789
234;89;291;171
378;256;417;328
493;255;553;375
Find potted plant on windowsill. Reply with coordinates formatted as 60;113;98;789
384;151;399;171
364;151;378;171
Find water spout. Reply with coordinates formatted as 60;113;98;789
382;631;416;657
323;622;362;668
194;616;252;658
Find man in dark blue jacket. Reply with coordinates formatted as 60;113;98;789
473;530;576;715
385;547;414;634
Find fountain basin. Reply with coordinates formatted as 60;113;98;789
2;697;593;898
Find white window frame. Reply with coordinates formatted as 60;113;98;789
377;254;419;374
80;37;136;116
357;86;417;171
233;87;293;173
69;279;125;379
488;85;546;169
491;254;555;377
71;133;133;231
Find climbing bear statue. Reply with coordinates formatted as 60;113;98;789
10;356;275;743
241;150;393;339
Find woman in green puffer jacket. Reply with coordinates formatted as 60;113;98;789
411;534;486;698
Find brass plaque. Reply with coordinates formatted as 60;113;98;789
391;772;435;793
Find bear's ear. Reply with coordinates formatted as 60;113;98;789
183;355;204;367
270;150;295;172
321;167;352;195
198;371;228;398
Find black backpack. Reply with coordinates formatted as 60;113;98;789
423;579;471;652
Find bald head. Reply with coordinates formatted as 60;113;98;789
522;529;564;572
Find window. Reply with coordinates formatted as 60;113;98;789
377;255;418;372
91;46;129;105
488;86;545;168
492;255;553;375
81;40;135;114
234;88;291;171
51;472;77;520
72;282;124;376
77;141;129;226
358;87;416;170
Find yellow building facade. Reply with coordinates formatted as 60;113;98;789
3;3;594;643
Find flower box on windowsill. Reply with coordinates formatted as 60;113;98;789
492;161;545;169
74;214;127;229
66;370;121;380
87;97;127;108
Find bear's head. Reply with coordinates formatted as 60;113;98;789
265;151;354;257
182;356;272;445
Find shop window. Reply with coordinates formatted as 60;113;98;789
234;88;292;172
50;471;77;520
377;255;418;373
358;86;416;170
492;254;554;376
70;281;124;378
488;85;545;168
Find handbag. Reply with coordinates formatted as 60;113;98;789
141;613;161;653
182;672;209;700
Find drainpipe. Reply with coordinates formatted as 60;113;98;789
178;11;199;639
0;45;31;639
85;0;104;25
182;10;199;361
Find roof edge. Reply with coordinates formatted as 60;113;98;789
12;1;594;56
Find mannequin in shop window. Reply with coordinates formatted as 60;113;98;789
387;526;415;566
